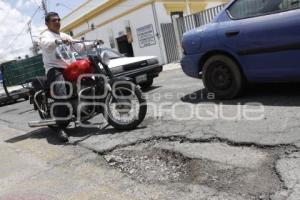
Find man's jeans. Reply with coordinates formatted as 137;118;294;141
47;68;70;128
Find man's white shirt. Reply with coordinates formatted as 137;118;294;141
40;29;93;74
40;29;73;74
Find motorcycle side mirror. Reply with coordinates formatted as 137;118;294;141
100;51;111;66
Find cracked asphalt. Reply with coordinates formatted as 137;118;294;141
0;66;300;199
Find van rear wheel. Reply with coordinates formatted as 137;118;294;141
202;55;245;99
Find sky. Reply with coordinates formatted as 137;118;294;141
0;0;85;62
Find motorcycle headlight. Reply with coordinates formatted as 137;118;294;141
100;51;111;66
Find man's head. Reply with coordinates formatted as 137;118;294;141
45;12;60;33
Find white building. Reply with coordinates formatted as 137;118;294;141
61;0;227;64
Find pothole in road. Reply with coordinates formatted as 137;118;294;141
104;141;284;199
104;145;189;183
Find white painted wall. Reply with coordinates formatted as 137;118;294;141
61;0;108;28
67;0;150;37
155;2;173;24
205;2;225;9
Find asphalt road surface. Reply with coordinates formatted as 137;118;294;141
0;67;299;200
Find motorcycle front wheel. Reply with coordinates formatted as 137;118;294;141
104;83;147;130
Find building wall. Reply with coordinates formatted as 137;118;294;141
84;4;166;64
63;1;168;64
61;0;109;29
64;1;154;39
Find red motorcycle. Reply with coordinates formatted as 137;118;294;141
28;40;147;130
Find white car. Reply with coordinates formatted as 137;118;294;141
76;48;162;89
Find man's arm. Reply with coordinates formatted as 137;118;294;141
40;33;56;50
61;33;99;52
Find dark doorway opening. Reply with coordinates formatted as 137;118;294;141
171;11;183;18
116;35;134;57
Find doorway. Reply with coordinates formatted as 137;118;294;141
116;35;134;57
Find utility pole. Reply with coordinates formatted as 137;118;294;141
41;0;48;16
27;21;38;55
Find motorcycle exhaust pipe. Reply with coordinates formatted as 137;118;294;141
28;119;57;127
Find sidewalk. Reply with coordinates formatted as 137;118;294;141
162;62;181;72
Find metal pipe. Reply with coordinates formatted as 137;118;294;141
33;90;48;115
78;86;95;99
28;119;56;127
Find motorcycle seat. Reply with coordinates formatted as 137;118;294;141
31;76;49;90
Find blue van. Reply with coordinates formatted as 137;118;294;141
181;0;300;99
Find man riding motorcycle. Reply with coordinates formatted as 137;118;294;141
40;12;96;142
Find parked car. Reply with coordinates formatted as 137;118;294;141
181;0;300;99
75;48;162;90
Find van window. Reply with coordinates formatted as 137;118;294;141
228;0;299;19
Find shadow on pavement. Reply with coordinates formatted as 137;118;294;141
5;128;64;145
5;124;148;145
141;85;161;92
181;83;300;107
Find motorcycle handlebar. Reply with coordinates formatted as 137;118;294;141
55;39;104;46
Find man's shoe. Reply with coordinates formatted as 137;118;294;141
57;129;69;143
